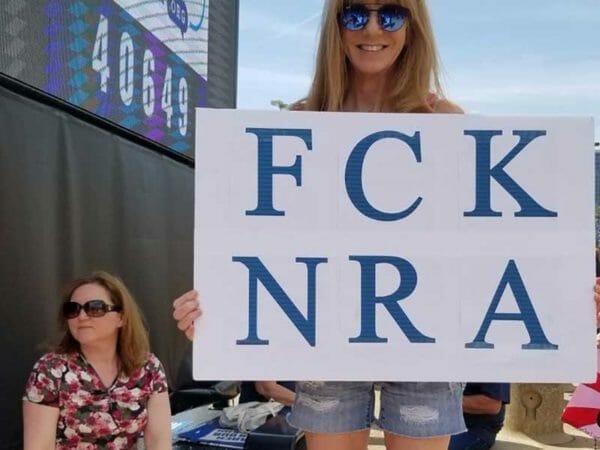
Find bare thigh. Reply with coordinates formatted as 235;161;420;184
305;430;370;450
385;433;450;450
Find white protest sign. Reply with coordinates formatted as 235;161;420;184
193;109;596;382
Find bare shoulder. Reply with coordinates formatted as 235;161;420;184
433;99;464;114
289;100;307;111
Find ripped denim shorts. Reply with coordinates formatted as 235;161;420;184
287;381;466;437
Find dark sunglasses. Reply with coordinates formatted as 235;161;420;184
339;4;410;32
62;300;122;319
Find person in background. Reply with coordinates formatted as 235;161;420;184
23;271;171;449
596;248;600;329
449;383;510;450
240;381;296;407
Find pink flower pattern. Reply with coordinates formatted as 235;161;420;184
24;352;167;449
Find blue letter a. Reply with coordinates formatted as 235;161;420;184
466;260;558;350
233;256;327;347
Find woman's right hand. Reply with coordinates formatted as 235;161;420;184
172;290;202;341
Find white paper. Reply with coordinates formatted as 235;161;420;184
193;109;596;382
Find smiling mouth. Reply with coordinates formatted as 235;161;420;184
358;44;386;52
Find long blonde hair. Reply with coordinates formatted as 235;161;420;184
304;0;443;112
56;271;150;376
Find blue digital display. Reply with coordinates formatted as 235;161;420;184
1;0;212;156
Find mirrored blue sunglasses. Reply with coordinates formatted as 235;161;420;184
339;3;410;32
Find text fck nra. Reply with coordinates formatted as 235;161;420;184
232;127;558;350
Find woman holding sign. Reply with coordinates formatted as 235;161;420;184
175;1;466;448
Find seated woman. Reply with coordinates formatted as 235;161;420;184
240;381;296;407
23;271;171;449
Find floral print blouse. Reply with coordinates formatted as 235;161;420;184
24;352;168;449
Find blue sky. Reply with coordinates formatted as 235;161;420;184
236;0;600;141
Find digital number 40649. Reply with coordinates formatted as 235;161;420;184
91;14;189;137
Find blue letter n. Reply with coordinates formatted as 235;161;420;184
233;256;327;347
466;259;558;350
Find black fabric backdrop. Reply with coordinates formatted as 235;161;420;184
0;83;193;448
